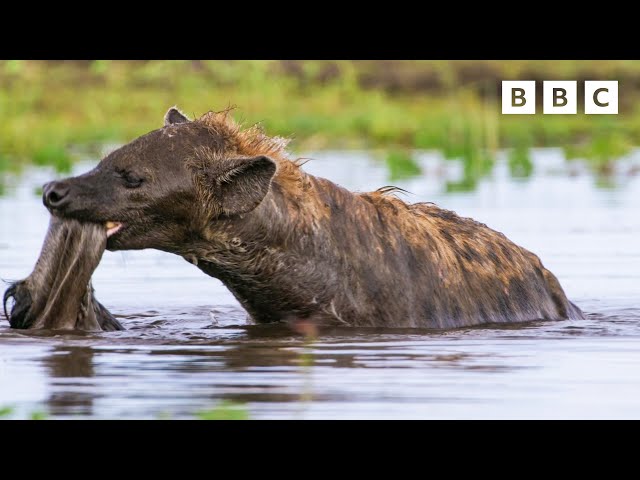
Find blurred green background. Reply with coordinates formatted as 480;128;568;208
1;60;638;185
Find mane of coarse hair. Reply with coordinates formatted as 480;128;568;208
194;108;307;197
193;109;416;212
195;108;299;164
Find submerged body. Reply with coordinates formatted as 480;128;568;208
32;107;582;329
3;217;122;331
191;177;583;328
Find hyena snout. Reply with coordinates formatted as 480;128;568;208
42;181;70;210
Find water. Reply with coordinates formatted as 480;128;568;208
1;148;640;419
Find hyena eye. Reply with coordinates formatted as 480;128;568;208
115;169;144;188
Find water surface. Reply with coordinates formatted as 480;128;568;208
1;148;639;419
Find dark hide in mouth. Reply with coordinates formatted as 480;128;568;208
3;216;122;331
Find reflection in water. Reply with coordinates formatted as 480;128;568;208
45;346;95;417
1;311;634;419
1;149;640;419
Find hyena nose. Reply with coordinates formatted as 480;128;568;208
43;181;70;210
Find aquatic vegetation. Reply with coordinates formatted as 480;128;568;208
2;60;638;188
196;400;250;420
0;406;14;418
386;151;421;180
32;145;73;173
565;126;633;176
508;146;534;178
0;406;48;420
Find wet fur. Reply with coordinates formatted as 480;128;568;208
181;110;584;327
3;217;122;331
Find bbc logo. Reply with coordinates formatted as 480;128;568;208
502;81;618;114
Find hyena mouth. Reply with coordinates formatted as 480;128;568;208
2;216;123;331
105;221;123;238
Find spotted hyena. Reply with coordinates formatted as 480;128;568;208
40;107;583;328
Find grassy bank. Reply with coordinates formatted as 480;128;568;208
2;60;639;177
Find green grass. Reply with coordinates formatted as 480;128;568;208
508;146;534;178
2;60;639;180
0;406;14;418
32;144;73;173
386;151;421;180
1;402;250;420
0;405;48;420
29;410;48;420
195;401;250;420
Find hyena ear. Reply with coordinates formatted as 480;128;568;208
217;156;277;215
164;106;190;126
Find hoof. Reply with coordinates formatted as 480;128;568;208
3;281;35;329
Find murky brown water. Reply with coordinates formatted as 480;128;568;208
1;148;640;419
